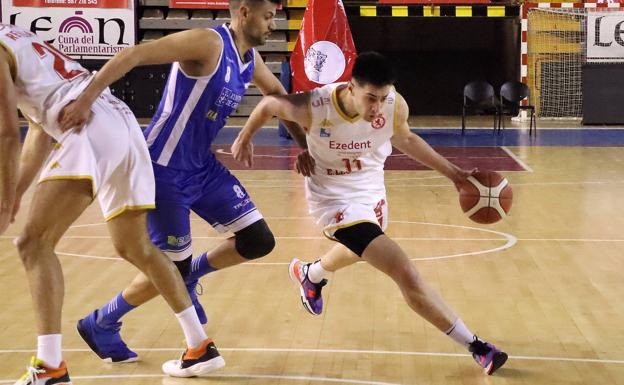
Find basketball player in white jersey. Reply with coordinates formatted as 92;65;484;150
232;52;508;375
0;24;226;384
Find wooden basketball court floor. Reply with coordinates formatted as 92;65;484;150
2;122;624;385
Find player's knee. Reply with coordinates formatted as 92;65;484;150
15;229;55;266
397;264;424;293
16;227;55;253
114;240;156;267
234;219;275;260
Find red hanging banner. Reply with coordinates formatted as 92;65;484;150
290;0;357;93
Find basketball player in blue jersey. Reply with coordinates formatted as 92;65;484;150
58;0;308;364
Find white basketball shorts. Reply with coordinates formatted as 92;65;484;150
38;91;155;221
308;197;389;240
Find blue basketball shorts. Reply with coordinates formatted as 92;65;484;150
147;162;262;261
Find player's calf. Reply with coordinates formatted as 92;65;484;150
174;257;208;325
183;219;276;323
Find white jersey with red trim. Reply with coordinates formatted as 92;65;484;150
305;82;396;207
0;23;92;140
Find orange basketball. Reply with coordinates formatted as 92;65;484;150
459;171;513;224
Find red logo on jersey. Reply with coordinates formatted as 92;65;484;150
372;116;386;129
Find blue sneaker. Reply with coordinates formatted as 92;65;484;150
288;258;327;316
185;278;207;325
76;310;138;363
469;337;508;375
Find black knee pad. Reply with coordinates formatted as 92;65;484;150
334;222;384;257
234;219;275;260
173;256;192;278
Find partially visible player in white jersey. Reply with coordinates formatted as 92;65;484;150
0;24;226;385
232;52;508;376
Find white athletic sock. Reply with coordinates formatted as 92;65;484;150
307;260;331;283
445;318;475;348
37;334;62;368
176;306;208;349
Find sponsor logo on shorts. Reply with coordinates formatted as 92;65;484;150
233;197;251;210
167;234;191;247
374;199;386;227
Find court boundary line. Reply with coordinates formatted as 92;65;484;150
0;346;623;366
501;146;534;172
0;372;405;385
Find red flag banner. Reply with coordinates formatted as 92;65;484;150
290;0;357;93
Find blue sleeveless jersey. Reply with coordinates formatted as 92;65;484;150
144;24;255;170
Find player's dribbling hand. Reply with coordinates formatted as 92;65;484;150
452;167;478;192
58;98;92;132
294;149;315;176
231;136;254;168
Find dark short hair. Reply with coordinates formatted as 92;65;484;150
351;52;397;87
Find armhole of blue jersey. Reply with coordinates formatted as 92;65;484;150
175;28;224;80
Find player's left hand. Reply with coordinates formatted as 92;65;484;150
231;136;254;168
294;149;315;176
58;98;92;132
452;167;478;192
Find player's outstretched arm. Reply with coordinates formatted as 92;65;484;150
390;93;475;190
252;51;308;149
58;29;222;131
232;92;311;168
0;48;19;234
